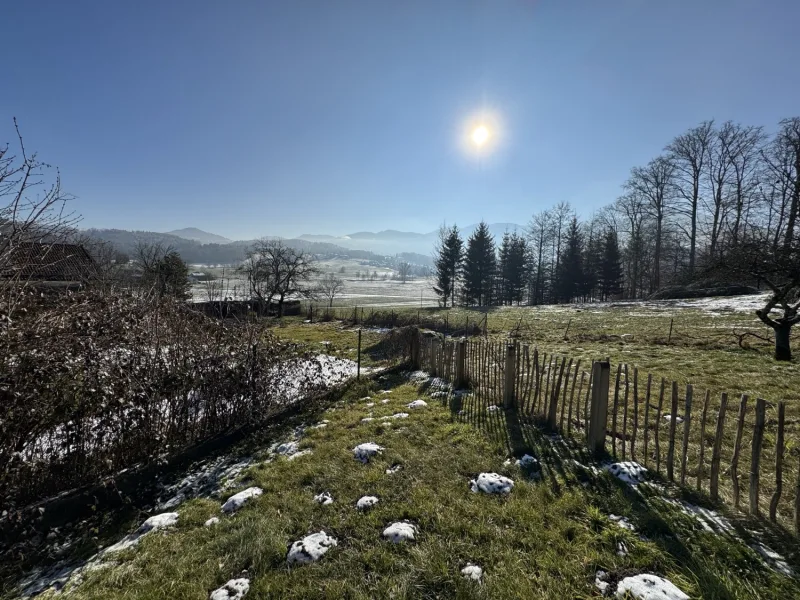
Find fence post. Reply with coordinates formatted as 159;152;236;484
587;361;611;455
749;398;766;516
769;402;785;522
455;338;466;389
710;393;728;502
503;343;516;410
430;337;439;377
410;328;421;369
357;328;362;381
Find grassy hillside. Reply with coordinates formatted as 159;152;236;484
29;371;799;599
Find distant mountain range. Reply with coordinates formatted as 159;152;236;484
299;223;525;255
82;222;523;266
165;227;232;244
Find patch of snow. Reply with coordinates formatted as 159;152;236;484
383;412;409;420
605;462;648;485
516;454;539;469
221;487;263;514
609;514;636;531
751;540;794;577
287;531;338;565
663;414;684;423
381;390;392;394
353;442;384;463
157;455;253;510
461;564;483;581
361;417;375;423
385;464;403;474
287;449;312;461
407;399;428;409
209;578;250;600
137;512;178;533
470;473;514;494
662;499;734;534
381;398;391;404
617;541;629;556
383;522;417;543
310;420;329;429
356;495;379;510
314;492;334;505
595;570;609;595
205;517;220;527
430;391;447;399
487;405;501;412
615;574;689;599
366;402;375;408
274;441;300;456
361;396;372;401
103;512;179;555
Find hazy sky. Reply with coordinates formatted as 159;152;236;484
2;0;798;240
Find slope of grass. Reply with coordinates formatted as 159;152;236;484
39;374;799;600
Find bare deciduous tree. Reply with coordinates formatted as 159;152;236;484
397;261;411;283
666;120;714;274
625;156;675;292
240;239;318;316
317;272;345;307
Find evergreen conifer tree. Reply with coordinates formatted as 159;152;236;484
461;221;496;306
433;225;464;307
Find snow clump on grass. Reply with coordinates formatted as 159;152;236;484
461;564;483;581
287;531;338;565
137;512;178;533
382;522;417;543
204;517;220;527
353;442;384;463
605;461;648;485
314;492;334;505
407;399;428;409
663;414;684;423
221;487;263;513
209;578;250;600
469;473;514;494
609;514;636;531
356;496;379;510
614;574;689;599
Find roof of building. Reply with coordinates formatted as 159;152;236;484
1;242;95;282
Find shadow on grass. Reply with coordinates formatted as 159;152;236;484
440;384;800;598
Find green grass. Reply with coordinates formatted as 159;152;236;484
42;374;800;599
271;321;386;368
379;302;800;406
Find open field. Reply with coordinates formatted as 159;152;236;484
21;373;800;599
189;259;438;306
343;294;800;408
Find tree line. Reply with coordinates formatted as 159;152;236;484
434;117;800;307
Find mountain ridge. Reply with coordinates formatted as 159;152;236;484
165;227;232;244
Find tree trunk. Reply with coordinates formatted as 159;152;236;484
775;324;792;361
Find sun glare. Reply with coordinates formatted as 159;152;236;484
472;125;489;146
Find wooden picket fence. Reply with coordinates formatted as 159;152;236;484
411;331;800;533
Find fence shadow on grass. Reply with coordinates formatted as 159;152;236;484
442;387;800;594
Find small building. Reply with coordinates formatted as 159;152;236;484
1;242;95;289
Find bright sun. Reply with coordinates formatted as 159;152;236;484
471;125;489;146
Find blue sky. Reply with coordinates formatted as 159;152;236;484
2;0;798;240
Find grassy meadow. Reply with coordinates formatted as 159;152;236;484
33;373;800;599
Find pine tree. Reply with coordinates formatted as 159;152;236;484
555;217;584;303
582;225;603;301
433;225;464;308
498;231;528;305
461;222;495;306
599;229;624;300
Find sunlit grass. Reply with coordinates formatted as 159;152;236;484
51;377;799;600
